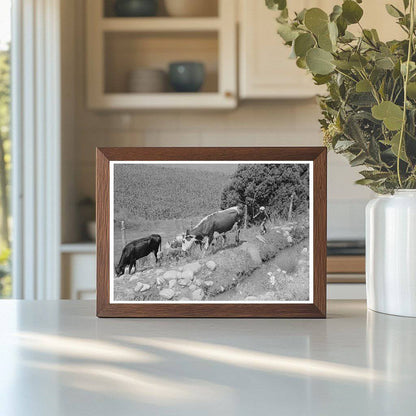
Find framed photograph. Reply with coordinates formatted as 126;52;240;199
96;147;327;318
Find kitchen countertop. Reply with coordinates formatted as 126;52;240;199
0;300;415;415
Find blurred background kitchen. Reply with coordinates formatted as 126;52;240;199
1;0;402;301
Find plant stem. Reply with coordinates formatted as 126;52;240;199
390;79;397;101
358;69;380;104
397;0;415;188
334;68;357;83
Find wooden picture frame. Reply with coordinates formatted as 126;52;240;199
96;147;327;318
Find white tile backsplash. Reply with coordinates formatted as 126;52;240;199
72;102;372;240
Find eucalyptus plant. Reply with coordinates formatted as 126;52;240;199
266;0;416;193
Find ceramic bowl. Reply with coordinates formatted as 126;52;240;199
127;68;167;93
164;0;217;17
168;62;205;93
114;0;158;17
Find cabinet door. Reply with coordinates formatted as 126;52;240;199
62;253;96;300
238;0;403;99
360;0;404;41
239;0;320;99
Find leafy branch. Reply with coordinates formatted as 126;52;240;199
266;0;416;193
398;0;415;186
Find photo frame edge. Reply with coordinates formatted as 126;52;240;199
96;147;327;318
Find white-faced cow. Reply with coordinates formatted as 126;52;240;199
115;234;161;276
182;206;244;252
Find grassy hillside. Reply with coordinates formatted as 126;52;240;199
114;164;231;223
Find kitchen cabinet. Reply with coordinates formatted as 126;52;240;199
86;0;237;109
61;244;96;300
87;0;405;107
239;0;323;99
238;0;404;99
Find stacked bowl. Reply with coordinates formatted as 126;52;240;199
127;68;167;93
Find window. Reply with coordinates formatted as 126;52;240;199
0;0;11;298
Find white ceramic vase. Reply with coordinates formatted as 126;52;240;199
366;190;416;317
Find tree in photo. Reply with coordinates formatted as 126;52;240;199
220;164;309;221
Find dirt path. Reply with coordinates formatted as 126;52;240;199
213;238;310;302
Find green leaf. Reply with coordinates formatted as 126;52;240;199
401;61;416;77
382;132;409;162
350;53;368;69
349;92;377;107
356;79;372;92
336;15;348;36
339;31;356;43
294;33;315;57
399;14;411;29
371;29;380;42
304;8;329;35
266;0;287;11
328;82;341;101
372;101;403;130
344;113;368;146
328;21;338;45
277;23;299;42
342;0;363;24
360;170;391;180
296;57;307;69
369;136;381;162
276;8;289;23
334;139;355;152
313;74;332;85
280;8;289;19
407;82;416;99
295;8;307;22
385;4;403;18
393;61;402;79
371;67;386;85
318;32;333;52
355;178;377;185
306;48;335;75
330;5;343;22
350;152;368;167
333;59;353;70
375;56;395;70
363;29;375;44
403;0;410;9
317;22;338;52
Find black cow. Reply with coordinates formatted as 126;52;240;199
115;234;161;276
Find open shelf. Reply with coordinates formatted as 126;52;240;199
90;92;235;109
61;242;96;254
104;31;219;94
86;0;237;109
101;17;221;32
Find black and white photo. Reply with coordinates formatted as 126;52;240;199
109;161;313;303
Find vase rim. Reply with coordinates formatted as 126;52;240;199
395;189;416;194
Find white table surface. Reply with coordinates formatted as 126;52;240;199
0;300;415;416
